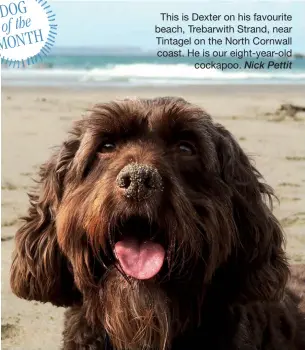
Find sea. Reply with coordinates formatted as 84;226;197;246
2;53;305;87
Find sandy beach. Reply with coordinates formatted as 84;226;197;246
2;85;305;349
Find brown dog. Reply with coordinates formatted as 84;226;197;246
10;97;305;349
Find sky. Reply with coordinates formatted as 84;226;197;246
51;1;305;52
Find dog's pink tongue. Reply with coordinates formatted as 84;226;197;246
114;239;165;280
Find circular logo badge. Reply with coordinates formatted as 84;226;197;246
0;0;57;67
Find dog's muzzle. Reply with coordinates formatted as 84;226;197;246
116;163;163;201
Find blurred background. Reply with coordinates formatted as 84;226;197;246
2;1;305;86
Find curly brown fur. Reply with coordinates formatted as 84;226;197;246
10;97;305;349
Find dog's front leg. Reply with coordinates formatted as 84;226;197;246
229;300;305;350
62;307;111;350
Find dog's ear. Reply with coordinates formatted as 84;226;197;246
215;124;289;300
10;138;82;306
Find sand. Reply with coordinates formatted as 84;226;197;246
2;85;305;349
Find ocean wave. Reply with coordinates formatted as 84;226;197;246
2;63;305;86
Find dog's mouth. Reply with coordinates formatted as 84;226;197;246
112;216;166;280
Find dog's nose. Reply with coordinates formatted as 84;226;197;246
116;163;163;201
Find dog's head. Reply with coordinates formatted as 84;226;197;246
10;97;289;349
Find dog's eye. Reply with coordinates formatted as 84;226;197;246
99;142;116;153
177;142;195;156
